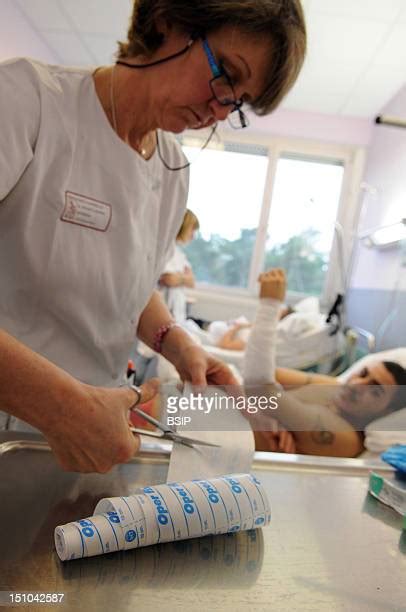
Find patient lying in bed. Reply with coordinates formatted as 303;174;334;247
140;269;406;458
255;360;406;456
245;269;406;458
185;297;321;352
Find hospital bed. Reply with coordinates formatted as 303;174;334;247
134;296;353;378
140;322;374;385
185;296;351;374
201;316;348;373
154;343;406;457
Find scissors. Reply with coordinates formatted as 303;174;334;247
129;406;220;449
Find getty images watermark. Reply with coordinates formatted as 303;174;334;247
161;382;406;432
164;387;281;428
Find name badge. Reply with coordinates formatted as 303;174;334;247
61;192;112;231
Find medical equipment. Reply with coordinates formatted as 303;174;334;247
130;406;220;448
369;471;406;518
54;473;271;560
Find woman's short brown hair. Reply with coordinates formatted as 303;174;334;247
177;209;200;241
117;0;306;115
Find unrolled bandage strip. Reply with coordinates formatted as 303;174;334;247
54;473;271;561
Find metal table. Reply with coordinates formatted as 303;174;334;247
0;432;405;611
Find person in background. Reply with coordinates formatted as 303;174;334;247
159;209;199;323
243;270;406;457
196;300;315;352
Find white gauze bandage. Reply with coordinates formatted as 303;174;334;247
243;298;282;385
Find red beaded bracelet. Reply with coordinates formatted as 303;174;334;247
153;322;180;354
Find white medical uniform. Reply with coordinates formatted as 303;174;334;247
0;58;189;389
160;243;191;322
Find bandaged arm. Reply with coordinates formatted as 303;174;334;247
243;300;362;456
243;298;281;385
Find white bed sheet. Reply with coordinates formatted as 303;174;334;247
202;323;346;371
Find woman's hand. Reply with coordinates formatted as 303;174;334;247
182;266;195;288
0;328;161;475
42;378;159;473
169;342;238;387
159;272;183;288
258;268;287;301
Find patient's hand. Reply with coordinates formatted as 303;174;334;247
254;429;296;453
258;269;287;302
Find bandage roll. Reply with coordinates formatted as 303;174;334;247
94;496;147;550
55;473;270;561
55;513;124;561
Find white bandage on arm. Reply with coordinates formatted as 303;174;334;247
243;299;282;385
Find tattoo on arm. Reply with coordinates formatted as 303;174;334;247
310;431;335;445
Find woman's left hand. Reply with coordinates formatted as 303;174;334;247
171;343;238;387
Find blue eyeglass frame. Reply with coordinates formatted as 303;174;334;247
202;39;248;129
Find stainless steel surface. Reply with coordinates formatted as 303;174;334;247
0;432;405;611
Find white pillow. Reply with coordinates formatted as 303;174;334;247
338;347;406;383
294;296;320;314
277;311;323;338
365;407;406;432
364;407;406;453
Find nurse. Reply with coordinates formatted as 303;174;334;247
0;0;307;472
159;209;199;323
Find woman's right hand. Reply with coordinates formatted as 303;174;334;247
258;268;287;301
43;378;159;473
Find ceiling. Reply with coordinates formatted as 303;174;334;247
2;0;406;118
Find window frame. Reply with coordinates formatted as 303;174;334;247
181;128;366;308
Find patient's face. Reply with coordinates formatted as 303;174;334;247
335;361;397;419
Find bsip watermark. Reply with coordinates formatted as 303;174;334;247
164;388;281;427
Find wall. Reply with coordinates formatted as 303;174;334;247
245;107;372;148
0;0;57;63
347;84;406;350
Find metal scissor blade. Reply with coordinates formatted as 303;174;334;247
129;425;220;448
131;407;220;448
130;427;166;440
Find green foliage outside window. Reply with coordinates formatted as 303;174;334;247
185;228;327;295
264;229;327;295
185;228;256;288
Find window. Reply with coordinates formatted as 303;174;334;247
182;142;268;288
182;137;350;299
264;155;344;296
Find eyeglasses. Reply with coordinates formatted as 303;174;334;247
202;39;248;129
